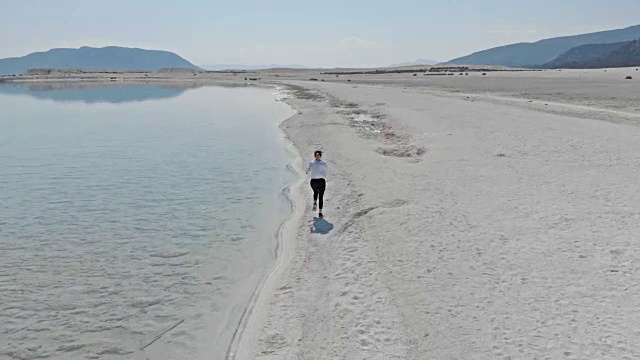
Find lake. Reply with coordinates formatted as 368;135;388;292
0;82;296;359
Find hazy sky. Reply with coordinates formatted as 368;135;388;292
2;0;639;67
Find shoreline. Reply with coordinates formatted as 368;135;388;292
226;94;307;360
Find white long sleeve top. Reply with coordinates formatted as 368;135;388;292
307;160;328;179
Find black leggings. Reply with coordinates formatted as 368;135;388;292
310;178;326;210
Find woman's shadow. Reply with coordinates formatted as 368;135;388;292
311;217;334;234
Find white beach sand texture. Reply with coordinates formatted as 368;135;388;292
236;76;640;359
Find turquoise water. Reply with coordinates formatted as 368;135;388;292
0;83;296;359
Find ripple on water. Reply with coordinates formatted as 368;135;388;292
149;249;191;259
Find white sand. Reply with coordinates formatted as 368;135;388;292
242;72;640;359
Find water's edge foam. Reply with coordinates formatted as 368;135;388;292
226;90;305;359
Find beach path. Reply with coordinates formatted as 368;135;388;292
251;80;640;360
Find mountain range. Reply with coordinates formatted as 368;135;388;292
0;46;200;75
1;26;639;75
540;41;633;69
446;25;640;67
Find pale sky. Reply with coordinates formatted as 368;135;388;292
2;0;639;67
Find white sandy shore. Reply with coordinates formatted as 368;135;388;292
4;68;640;359
247;74;640;359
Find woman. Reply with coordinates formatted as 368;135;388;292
306;150;327;217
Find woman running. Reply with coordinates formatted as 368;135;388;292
306;150;327;217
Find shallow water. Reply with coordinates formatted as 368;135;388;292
0;83;295;359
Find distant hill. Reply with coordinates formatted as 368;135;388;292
388;58;439;67
201;64;308;71
540;41;631;68
542;39;640;69
445;25;640;67
0;46;201;75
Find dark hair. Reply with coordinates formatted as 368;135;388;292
314;150;322;156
